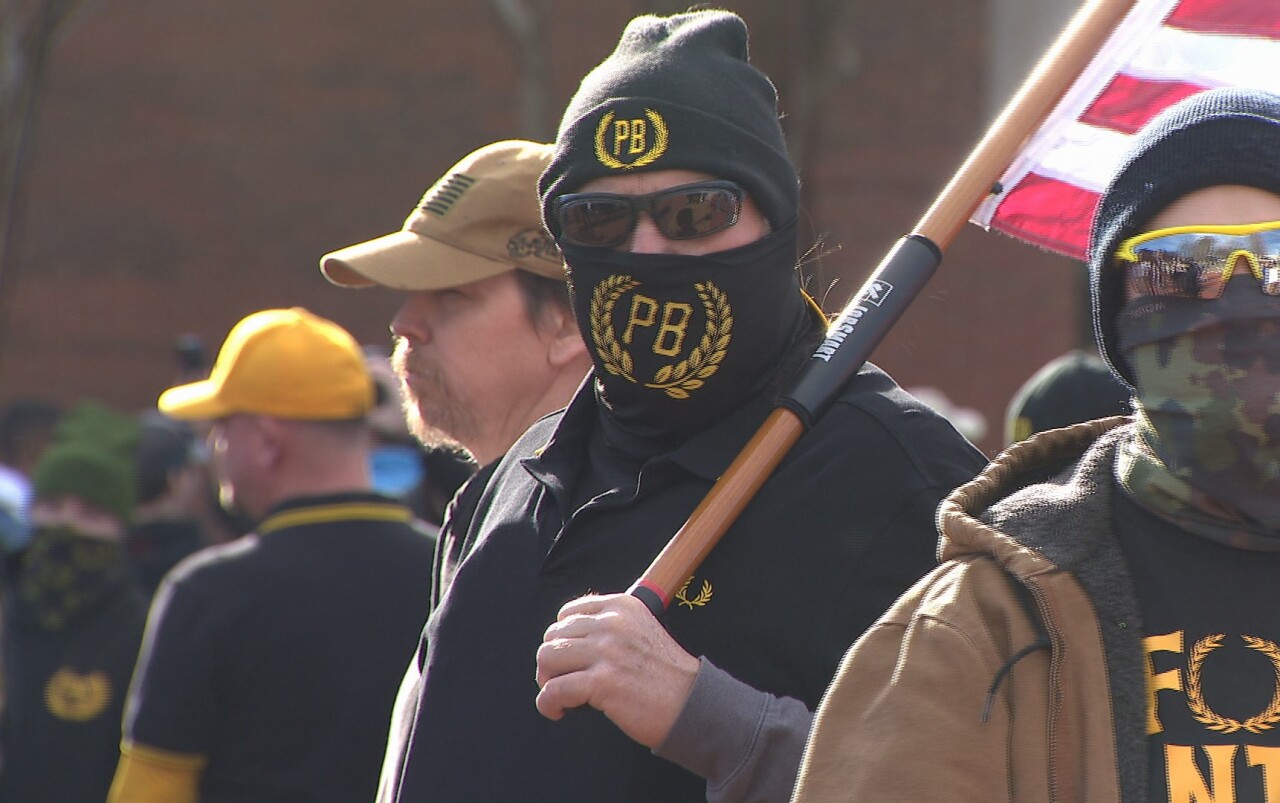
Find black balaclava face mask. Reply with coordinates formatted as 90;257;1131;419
539;10;813;448
15;525;128;630
563;218;809;445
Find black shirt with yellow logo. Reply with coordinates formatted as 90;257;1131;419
0;579;146;803
121;493;435;802
390;363;986;802
1115;492;1280;803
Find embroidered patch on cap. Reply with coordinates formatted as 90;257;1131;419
422;173;477;216
507;228;562;266
593;109;668;170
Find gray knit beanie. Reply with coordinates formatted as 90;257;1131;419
1088;88;1280;385
539;10;798;234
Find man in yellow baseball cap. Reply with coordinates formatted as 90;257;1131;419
109;307;436;803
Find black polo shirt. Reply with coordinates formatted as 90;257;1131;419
122;493;435;803
389;363;985;802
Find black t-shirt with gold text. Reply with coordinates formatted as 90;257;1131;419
1116;492;1280;802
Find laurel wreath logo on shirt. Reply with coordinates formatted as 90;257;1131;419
675;576;713;609
1186;634;1280;734
44;667;111;722
589;275;732;399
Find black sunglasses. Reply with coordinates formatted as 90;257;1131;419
552;180;745;248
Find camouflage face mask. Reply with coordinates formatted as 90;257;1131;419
1116;279;1280;544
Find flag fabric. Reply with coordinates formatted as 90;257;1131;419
970;0;1280;260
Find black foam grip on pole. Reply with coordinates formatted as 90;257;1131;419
781;234;942;424
631;583;667;619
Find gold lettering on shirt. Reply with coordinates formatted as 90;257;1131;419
1167;743;1238;803
1246;747;1280;803
1146;631;1185;735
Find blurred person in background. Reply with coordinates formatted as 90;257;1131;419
363;345;473;531
1004;349;1132;445
0;400;61;553
0;402;145;803
124;412;214;599
109;308;435;803
168;334;250;546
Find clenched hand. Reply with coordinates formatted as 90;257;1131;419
535;593;700;748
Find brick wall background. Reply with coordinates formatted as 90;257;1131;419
1;0;1088;456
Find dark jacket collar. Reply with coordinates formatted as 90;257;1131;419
523;371;778;487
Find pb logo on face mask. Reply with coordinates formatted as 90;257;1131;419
589;274;732;399
594;109;669;170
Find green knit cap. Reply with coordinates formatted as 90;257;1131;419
31;402;140;524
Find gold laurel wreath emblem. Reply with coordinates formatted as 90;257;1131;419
593;109;669;170
589;277;733;400
590;274;640;382
675;576;713;609
644;282;732;399
45;667;112;722
1186;634;1280;734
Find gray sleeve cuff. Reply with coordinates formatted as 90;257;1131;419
653;657;812;803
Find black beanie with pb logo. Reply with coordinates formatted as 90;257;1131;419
539;10;799;235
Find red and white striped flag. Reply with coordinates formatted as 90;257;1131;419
970;0;1280;260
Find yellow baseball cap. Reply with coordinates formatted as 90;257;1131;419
158;308;374;421
320;140;565;290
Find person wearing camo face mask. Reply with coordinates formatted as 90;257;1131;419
1116;218;1280;542
380;10;986;803
793;88;1280;803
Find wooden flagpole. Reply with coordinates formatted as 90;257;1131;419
629;0;1140;616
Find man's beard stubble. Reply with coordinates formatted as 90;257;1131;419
391;339;478;457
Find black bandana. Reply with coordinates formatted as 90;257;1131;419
14;526;128;630
562;220;809;445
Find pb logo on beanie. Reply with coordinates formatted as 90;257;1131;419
540;10;799;234
594;108;669;170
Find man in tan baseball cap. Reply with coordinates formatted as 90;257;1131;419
321;139;589;471
321;141;590;803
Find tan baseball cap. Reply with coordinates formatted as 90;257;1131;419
320;140;565;290
158;308;375;421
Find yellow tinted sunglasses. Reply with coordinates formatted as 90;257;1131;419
1113;219;1280;299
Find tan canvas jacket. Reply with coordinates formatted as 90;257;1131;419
793;417;1148;802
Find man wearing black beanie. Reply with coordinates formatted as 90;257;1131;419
379;11;984;802
795;87;1280;801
